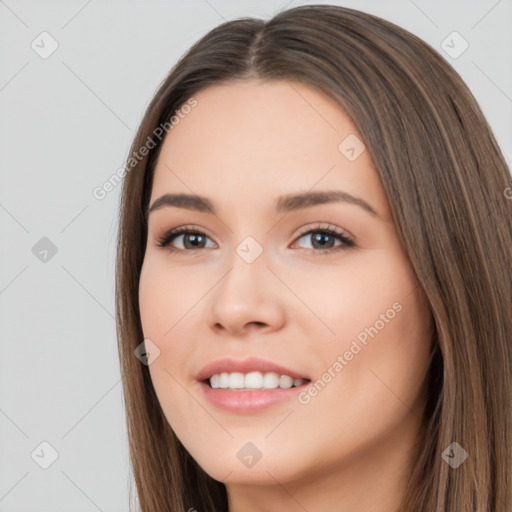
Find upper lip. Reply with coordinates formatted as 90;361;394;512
196;356;311;382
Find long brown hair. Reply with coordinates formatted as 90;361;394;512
115;4;512;511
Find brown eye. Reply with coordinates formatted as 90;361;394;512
292;225;355;255
156;227;215;252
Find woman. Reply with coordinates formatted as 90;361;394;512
115;4;512;511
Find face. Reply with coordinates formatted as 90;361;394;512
138;79;432;489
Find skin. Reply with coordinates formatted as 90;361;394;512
138;79;433;512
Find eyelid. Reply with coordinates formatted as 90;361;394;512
294;222;353;241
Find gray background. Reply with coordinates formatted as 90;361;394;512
0;0;510;510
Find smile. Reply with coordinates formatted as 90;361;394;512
208;371;309;390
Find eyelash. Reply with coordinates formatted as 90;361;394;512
155;224;355;256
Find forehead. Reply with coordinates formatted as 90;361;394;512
150;79;389;220
160;79;355;156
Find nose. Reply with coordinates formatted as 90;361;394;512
207;247;286;338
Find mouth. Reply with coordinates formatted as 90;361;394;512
198;373;312;413
195;356;312;411
203;371;311;391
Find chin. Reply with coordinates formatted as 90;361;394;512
187;440;311;486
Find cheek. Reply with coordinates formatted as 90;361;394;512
295;249;420;346
286;294;430;477
138;260;199;428
310;277;430;430
138;257;203;339
138;256;214;370
301;248;431;418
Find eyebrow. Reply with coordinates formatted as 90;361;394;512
147;190;379;218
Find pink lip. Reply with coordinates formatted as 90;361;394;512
198;381;309;413
195;356;310;382
195;356;311;413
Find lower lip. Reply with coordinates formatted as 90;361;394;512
198;381;309;413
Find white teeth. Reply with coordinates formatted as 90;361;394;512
279;375;293;389
210;374;220;388
262;372;280;389
208;371;307;390
219;372;229;388
228;372;245;389
245;371;264;389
